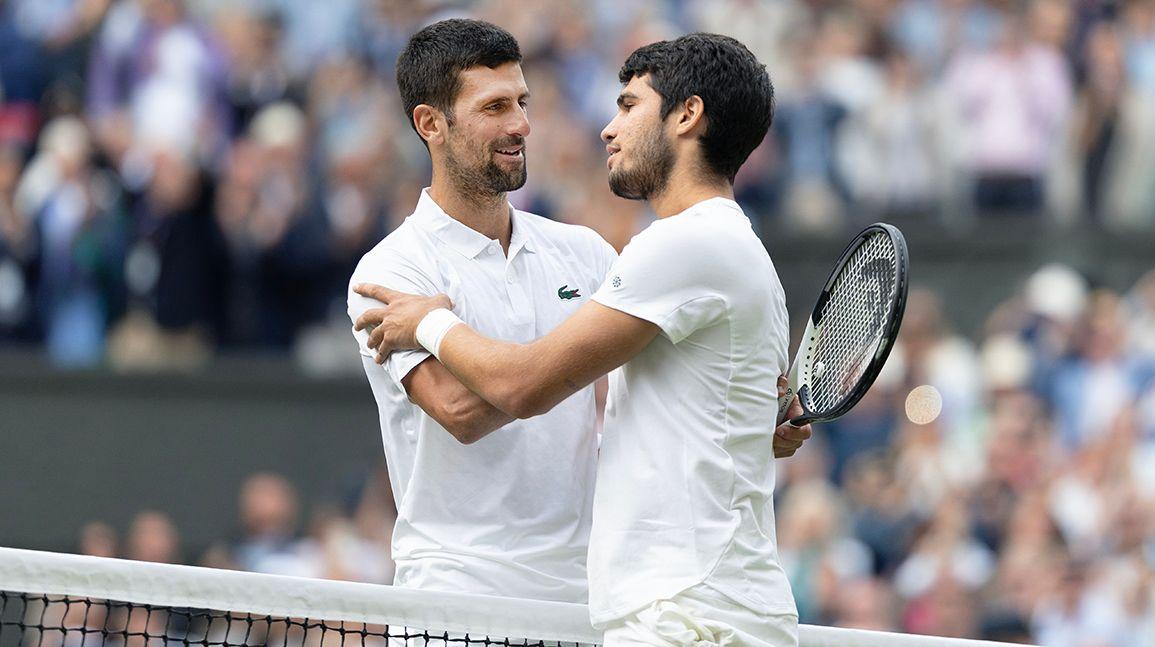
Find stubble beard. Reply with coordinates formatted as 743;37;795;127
608;123;674;201
444;133;527;199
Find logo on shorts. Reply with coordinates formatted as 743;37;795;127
558;285;581;300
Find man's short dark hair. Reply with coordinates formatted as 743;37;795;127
395;19;522;134
618;33;774;183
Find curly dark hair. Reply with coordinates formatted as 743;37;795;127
618;33;774;183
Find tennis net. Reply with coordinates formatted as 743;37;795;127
0;548;1030;647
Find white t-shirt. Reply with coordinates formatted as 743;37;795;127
348;189;616;602
588;197;796;624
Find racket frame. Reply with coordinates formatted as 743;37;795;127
778;223;909;426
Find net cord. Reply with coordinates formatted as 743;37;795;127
0;548;1032;647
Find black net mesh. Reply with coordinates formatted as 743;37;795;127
806;231;899;415
0;592;586;647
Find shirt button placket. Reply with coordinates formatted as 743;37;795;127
506;262;534;333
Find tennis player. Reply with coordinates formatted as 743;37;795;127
347;19;614;603
355;33;799;646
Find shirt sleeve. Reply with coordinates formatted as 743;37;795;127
591;221;726;344
588;230;619;294
348;251;441;394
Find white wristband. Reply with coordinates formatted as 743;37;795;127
415;308;463;360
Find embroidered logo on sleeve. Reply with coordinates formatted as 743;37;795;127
558;285;582;300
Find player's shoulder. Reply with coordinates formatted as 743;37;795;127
670;199;758;246
621;201;763;272
349;219;432;282
514;209;614;258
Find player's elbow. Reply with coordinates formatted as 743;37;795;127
442;421;487;445
500;387;556;420
437;400;495;445
438;414;489;445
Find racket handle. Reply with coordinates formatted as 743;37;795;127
776;387;794;425
777;354;802;426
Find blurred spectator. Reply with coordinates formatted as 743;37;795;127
777;479;872;624
231;471;320;577
213;4;294;135
845;452;920;577
1123;0;1155;93
213;102;330;348
327;466;397;583
77;520;118;558
0;143;35;338
269;0;362;80
1048;291;1151;451
1051;19;1155;228
831;577;900;632
86;0;230;167
894;498;995;607
107;142;224;370
840;47;939;218
943;2;1072;216
771;26;851;229
889;0;1003;74
17;117;124;367
125;510;180;563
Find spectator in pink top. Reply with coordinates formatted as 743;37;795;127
944;4;1073;216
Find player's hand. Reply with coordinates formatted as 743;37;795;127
353;283;453;362
774;375;811;458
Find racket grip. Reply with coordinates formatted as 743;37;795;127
776;387;793;425
778;353;803;426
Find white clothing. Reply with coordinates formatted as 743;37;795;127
589;198;795;624
348;189;616;602
602;583;798;647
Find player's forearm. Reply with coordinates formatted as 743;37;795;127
401;357;515;444
436;326;580;419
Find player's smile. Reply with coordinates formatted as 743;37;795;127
494;144;524;162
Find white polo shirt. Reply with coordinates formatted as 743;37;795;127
348;189;616;603
588;197;796;624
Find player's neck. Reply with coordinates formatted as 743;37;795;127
649;168;733;219
428;180;512;252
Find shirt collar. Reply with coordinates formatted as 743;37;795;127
509;208;536;257
412;188;535;259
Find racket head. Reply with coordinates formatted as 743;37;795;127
786;223;909;425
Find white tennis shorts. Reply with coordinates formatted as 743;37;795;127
601;584;798;647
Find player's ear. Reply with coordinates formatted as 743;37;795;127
413;104;447;145
674;95;706;137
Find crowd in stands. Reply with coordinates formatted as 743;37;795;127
2;0;1155;367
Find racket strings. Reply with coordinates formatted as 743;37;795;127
806;233;899;414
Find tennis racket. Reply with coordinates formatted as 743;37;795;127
777;223;909;426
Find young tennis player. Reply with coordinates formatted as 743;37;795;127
355;33;799;646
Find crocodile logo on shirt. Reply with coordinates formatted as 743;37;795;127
557;285;582;300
